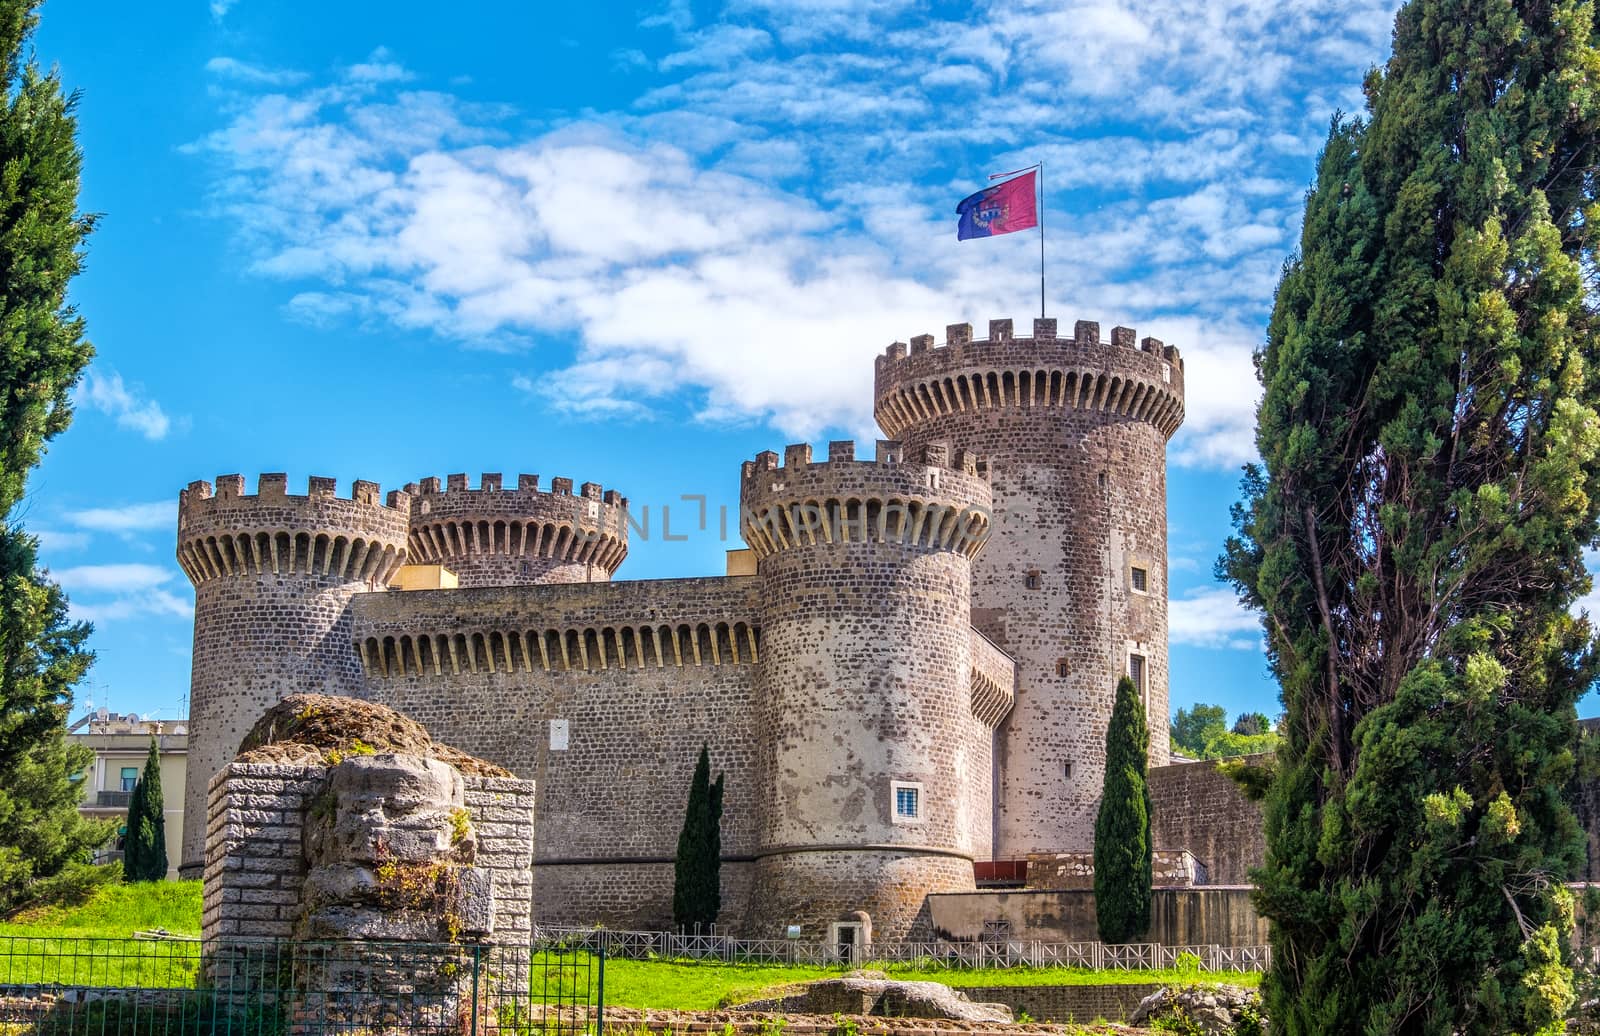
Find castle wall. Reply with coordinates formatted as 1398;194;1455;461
351;576;762;930
927;888;1269;946
875;319;1184;857
1147;758;1266;886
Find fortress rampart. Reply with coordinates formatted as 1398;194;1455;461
179;311;1187;942
176;474;411;872
404;472;629;587
349;576;763;928
874;318;1184;857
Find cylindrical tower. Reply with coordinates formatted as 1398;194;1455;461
175;473;410;876
742;439;998;941
404;472;628;587
873;317;1185;857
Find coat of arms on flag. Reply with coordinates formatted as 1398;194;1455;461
956;169;1038;240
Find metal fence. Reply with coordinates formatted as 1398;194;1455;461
0;935;601;1035
533;924;1271;972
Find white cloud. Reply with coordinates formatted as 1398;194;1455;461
1169;588;1262;650
52;564;193;625
65;501;174;535
191;1;1403;465
52;563;174;594
33;529;90;552
205;57;307;86
75;371;175;441
210;0;237;20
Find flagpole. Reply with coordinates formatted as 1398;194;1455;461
1038;161;1046;321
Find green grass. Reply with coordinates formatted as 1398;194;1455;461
1;879;202;939
595;956;1258;1010
0;879;204;987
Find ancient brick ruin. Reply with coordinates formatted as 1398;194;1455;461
179;317;1196;941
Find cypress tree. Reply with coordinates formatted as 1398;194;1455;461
672;744;723;929
0;0;107;911
1221;1;1600;1029
1093;676;1152;944
122;737;165;882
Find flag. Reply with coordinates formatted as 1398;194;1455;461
956;170;1038;240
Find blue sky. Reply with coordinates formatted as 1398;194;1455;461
34;0;1579;727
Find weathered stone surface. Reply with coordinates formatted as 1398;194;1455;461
731;973;1013;1024
1131;985;1262;1035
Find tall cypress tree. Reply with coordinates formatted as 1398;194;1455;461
1222;1;1600;1030
122;737;166;882
672;744;723;929
1093;676;1151;944
0;0;107;911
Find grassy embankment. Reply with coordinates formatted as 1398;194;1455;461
0;881;1259;1006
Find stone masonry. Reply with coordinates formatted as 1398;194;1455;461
180;314;1196;942
875;318;1184;857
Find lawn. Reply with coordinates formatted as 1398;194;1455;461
597;956;1259;1010
0;882;1259;1009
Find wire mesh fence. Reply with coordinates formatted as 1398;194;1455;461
0;935;601;1035
531;924;1271;972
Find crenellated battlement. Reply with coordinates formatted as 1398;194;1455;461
404;472;630;586
176;473;411;587
873;317;1186;439
739;439;993;561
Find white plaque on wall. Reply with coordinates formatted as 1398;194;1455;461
549;719;569;750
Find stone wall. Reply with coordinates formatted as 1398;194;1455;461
874;318;1184;857
927;888;1268;946
202;760;535;947
960;983;1164;1024
1148;758;1265;886
354;576;761;930
1024;850;1205;890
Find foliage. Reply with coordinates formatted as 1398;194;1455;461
0;0;105;913
1231;712;1270;736
673;744;724;929
1169;704;1226;756
1094;676;1151;944
1219;0;1600;1029
1169;703;1279;759
1215;757;1275;802
122;737;166;882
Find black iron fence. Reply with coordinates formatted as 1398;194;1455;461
0;935;602;1035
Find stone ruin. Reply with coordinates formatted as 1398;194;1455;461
201;694;536;1030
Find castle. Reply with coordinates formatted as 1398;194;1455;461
176;315;1188;941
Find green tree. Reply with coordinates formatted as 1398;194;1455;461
122;737;166;882
672;744;723;930
1220;1;1600;1030
1231;712;1270;737
1169;703;1226;756
0;0;107;911
1093;676;1151;944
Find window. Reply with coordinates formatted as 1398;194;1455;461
1097;471;1108;489
1129;654;1147;697
1063;761;1074;781
120;767;138;792
1025;570;1042;590
891;780;923;823
1130;566;1149;593
1056;659;1070;678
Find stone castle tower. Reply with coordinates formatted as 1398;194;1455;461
874;317;1185;855
741;440;1005;938
174;475;411;869
176;314;1185;940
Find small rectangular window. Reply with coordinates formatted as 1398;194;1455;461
1056;660;1070;678
1129;654;1147;696
1063;761;1073;781
1025;570;1041;590
120;767;138;792
891;780;923;823
1131;566;1148;593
